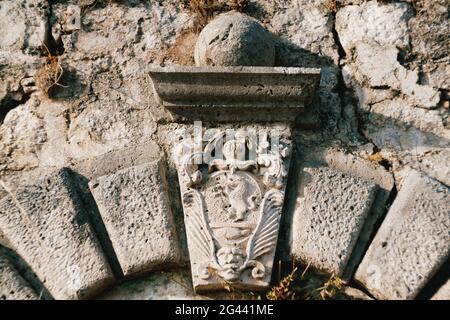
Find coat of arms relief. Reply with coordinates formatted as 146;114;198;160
174;128;291;291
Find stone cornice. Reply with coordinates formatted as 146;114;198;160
149;66;321;122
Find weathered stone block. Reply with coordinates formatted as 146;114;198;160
0;252;38;300
149;66;320;122
69;141;165;279
291;167;378;276
355;171;450;300
302;148;395;275
0;168;115;299
89;160;182;276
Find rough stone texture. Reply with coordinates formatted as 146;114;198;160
149;66;320;122
1;1;185;173
0;244;53;300
72;140;162;181
336;1;413;55
68;141;176;279
355;171;450;300
0;168;115;299
0;53;41;113
0;0;48;112
97;269;201;300
62;5;81;32
296;147;395;279
0;0;340;176
291;167;378;276
408;0;450;90
195;11;275;67
269;0;339;65
0;252;38;300
314;148;394;194
343;41;440;109
335;0;448;191
0;0;48;54
0;188;11;248
268;1;342;137
89;160;182;276
431;279;450;300
367;98;449;142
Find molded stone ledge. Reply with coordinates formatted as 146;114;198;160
149;66;321;122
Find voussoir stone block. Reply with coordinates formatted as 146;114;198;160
291;167;379;276
89;160;182;276
0;168;115;300
0;252;38;300
355;171;450;300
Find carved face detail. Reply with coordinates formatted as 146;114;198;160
216;246;246;282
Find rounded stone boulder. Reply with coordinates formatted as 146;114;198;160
194;11;276;67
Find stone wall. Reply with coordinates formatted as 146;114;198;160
0;0;448;300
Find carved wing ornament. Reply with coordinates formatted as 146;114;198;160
182;188;220;279
175;129;290;286
240;188;284;279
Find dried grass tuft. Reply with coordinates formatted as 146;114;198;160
34;44;66;97
266;267;297;300
324;0;338;13
315;275;346;300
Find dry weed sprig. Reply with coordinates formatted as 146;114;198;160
316;275;346;300
266;266;298;300
34;43;67;97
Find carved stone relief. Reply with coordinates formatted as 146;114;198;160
174;128;291;291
